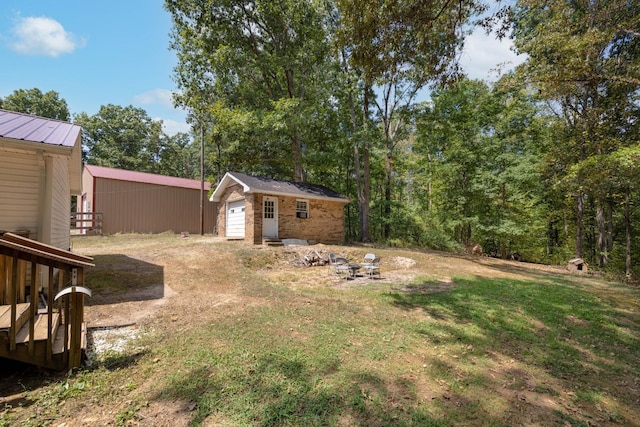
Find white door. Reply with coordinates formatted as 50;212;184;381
262;196;278;238
226;200;245;238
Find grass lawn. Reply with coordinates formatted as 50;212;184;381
1;233;639;426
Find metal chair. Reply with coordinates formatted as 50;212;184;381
363;256;380;279
361;253;376;268
328;253;351;279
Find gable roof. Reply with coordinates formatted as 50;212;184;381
0;109;81;149
210;172;350;203
84;164;211;191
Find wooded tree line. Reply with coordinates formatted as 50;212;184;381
164;0;639;277
1;0;638;277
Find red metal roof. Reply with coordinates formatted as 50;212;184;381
0;109;80;148
84;164;211;191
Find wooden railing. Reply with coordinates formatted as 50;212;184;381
0;232;93;370
70;212;103;235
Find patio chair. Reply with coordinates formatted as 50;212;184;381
363;256;380;279
361;253;376;268
328;253;351;279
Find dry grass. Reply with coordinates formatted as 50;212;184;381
1;234;639;427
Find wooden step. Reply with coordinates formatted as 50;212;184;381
52;322;87;355
52;324;68;355
0;303;31;331
15;312;60;343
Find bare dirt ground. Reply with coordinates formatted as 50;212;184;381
1;234;634;426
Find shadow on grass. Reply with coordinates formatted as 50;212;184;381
90;349;150;372
158;351;447;427
85;254;165;305
387;276;640;424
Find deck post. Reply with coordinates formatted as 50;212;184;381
10;252;18;350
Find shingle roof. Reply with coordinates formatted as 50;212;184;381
0;109;81;148
210;172;350;202
84;164;211;191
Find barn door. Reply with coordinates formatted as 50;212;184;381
262;196;278;238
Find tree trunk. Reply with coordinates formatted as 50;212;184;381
427;153;433;211
384;152;392;239
349;85;370;242
576;191;584;258
625;186;631;279
596;197;607;267
359;86;371;242
292;137;304;182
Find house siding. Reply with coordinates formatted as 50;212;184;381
1;112;81;251
0;150;41;239
50;156;71;250
90;176;216;235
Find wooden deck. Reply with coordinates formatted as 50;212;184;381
0;232;93;370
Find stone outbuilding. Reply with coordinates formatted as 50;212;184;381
210;172;350;245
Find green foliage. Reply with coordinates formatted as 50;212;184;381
511;0;640;270
166;0;335;181
1;88;70;120
414;78;549;259
75;104;161;170
75;104;204;178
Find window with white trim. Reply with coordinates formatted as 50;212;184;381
296;200;309;219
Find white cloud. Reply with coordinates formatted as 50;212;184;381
158;118;191;136
10;16;86;57
133;89;175;109
459;28;527;82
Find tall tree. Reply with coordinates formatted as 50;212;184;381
335;0;492;240
1;88;70;121
511;0;640;265
166;0;332;182
75;104;163;171
416;78;546;258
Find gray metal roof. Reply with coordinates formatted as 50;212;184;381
210;171;350;202
0;109;81;148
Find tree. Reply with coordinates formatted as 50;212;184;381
335;0;492;240
1;88;70;121
75;104;164;172
416;78;547;258
511;0;640;266
166;0;333;182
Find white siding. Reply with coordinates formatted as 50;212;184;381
0;150;40;239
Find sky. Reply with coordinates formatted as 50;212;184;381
0;1;525;137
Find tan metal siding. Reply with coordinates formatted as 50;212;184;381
81;167;95;213
94;178;216;235
0;151;40;239
50;156;71;249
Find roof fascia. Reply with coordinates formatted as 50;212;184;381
209;172;250;202
251;190;350;203
0;136;72;156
